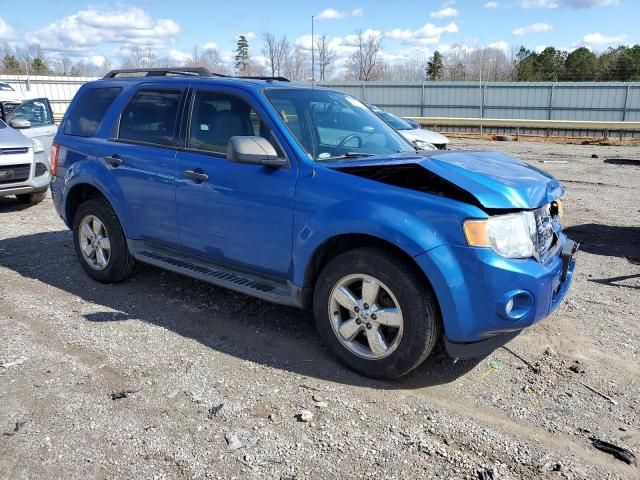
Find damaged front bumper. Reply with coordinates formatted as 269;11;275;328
415;237;578;360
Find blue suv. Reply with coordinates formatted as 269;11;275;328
50;68;578;378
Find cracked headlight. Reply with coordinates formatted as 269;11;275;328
463;211;536;259
413;139;437;151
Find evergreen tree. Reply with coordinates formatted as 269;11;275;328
2;54;21;73
235;35;249;75
514;46;537;81
426;50;443;80
615;45;640;81
30;57;50;75
565;47;599;81
535;47;566;81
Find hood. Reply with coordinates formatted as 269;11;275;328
327;150;564;211
0;123;32;149
401;128;449;145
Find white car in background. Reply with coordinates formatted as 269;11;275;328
368;105;450;151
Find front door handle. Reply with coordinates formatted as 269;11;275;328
104;155;123;167
183;169;209;181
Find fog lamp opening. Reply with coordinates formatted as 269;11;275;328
497;290;534;321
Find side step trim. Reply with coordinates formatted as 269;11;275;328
129;242;302;307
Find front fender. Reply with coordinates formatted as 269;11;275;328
291;200;445;286
62;160;138;239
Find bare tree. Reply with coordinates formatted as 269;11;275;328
189;44;229;75
345;30;384;81
284;45;309;81
262;33;290;77
120;47;160;69
316;34;335;81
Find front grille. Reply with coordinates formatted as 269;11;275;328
35;162;48;177
533;204;558;262
0;147;29;155
0;164;30;184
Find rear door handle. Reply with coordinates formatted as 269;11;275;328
104;155;123;167
183;169;209;181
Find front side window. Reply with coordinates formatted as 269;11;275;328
188;90;276;156
64;87;121;137
118;89;183;147
0;82;15;92
264;89;414;161
10;99;52;128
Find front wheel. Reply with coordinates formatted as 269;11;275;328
313;248;440;379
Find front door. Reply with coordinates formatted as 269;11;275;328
99;86;185;248
175;87;297;278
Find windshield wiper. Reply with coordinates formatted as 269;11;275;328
319;152;376;161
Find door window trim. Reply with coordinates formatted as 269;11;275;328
180;87;290;168
113;87;187;150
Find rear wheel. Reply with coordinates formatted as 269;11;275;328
72;198;135;283
16;190;47;204
313;248;440;379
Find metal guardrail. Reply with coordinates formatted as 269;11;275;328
407;116;640;139
407;117;640;131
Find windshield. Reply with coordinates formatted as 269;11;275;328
264;89;414;161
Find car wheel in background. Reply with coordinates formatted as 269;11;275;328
16;190;47;204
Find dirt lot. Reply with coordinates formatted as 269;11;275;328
1;138;638;479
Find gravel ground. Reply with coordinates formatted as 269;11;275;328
1;138;638;479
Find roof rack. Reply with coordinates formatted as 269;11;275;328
103;67;218;78
103;68;291;82
234;76;291;82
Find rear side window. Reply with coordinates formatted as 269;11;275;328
118;89;183;147
64;87;121;137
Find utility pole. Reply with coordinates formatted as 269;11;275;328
311;15;315;86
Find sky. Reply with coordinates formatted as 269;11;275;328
0;0;637;69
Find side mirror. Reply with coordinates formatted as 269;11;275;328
227;136;287;168
10;119;31;129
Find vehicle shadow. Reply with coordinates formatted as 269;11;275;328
0;230;482;389
563;223;640;260
0;196;34;213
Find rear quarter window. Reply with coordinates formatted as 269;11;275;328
64;87;121;137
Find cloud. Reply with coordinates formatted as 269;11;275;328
168;48;192;63
238;32;256;40
487;40;509;52
575;32;626;46
430;7;459;19
386;22;458;45
512;22;553;36
316;8;345;20
484;1;499;8
316;8;364;20
26;8;180;54
0;16;15;40
521;0;617;8
203;42;218;50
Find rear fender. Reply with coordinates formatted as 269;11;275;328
62;159;138;238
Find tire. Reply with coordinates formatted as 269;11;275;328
313;248;440;379
72;198;135;283
16;190;47;204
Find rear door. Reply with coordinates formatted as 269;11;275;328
98;86;186;248
7;98;57;154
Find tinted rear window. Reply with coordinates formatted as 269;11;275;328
64;87;121;137
118;89;183;147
